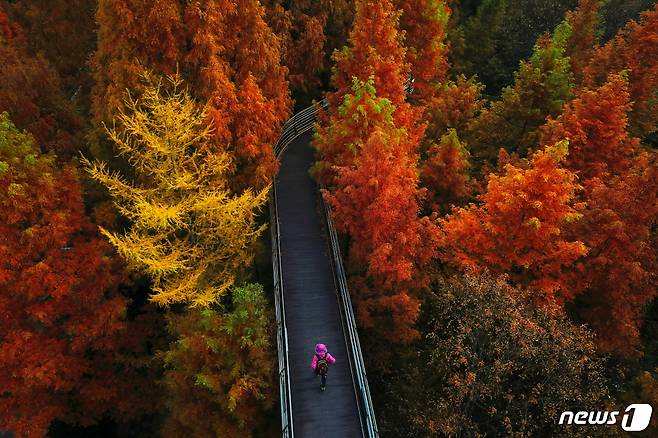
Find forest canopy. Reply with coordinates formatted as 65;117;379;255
0;0;656;436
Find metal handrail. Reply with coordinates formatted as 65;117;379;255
269;180;294;438
273;77;412;157
270;98;325;438
270;77;413;437
322;198;379;437
273;99;328;156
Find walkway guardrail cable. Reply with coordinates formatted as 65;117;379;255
323;197;379;437
271;98;325;438
269;181;294;438
273;77;412;156
270;77;412;437
273;99;328;157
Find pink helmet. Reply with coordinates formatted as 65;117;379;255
315;343;327;354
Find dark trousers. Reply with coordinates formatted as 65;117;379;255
315;368;327;387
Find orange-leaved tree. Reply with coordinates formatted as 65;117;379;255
397;0;452;104
540;72;656;355
540;72;638;180
0;113;127;436
569;154;658;355
313;78;412;185
0;8;83;160
317;0;423;185
421;129;472;213
183;0;291;191
565;0;606;85
317;1;435;343
583;4;658;138
331;0;411;113
92;0;291;191
321;80;440;343
439;140;587;309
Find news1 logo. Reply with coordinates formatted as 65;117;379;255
559;404;653;432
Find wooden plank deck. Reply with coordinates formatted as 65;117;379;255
276;132;363;438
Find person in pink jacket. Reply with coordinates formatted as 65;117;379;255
310;343;336;391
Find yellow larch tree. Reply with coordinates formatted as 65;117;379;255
85;75;268;307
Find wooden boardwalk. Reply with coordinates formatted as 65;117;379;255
276;132;363;438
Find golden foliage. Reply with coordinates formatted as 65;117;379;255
85;75;268;307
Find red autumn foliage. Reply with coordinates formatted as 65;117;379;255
565;0;605;85
0;5;24;46
397;0;452;104
314;79;415;185
317;1;443;343
439;141;587;309
325;124;440;342
331;0;411;112
3;0;96;94
262;1;327;93
284;14;327;92
424;75;484;141
539;71;656;355
0;115;127;436
214;0;291;120
541;73;638;180
182;0;292;191
539;71;657;354
92;0;291;191
0;8;83;160
421;129;472;213
230;75;285;189
92;0;184;132
569;154;658;355
583;4;658;137
318;0;423;186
